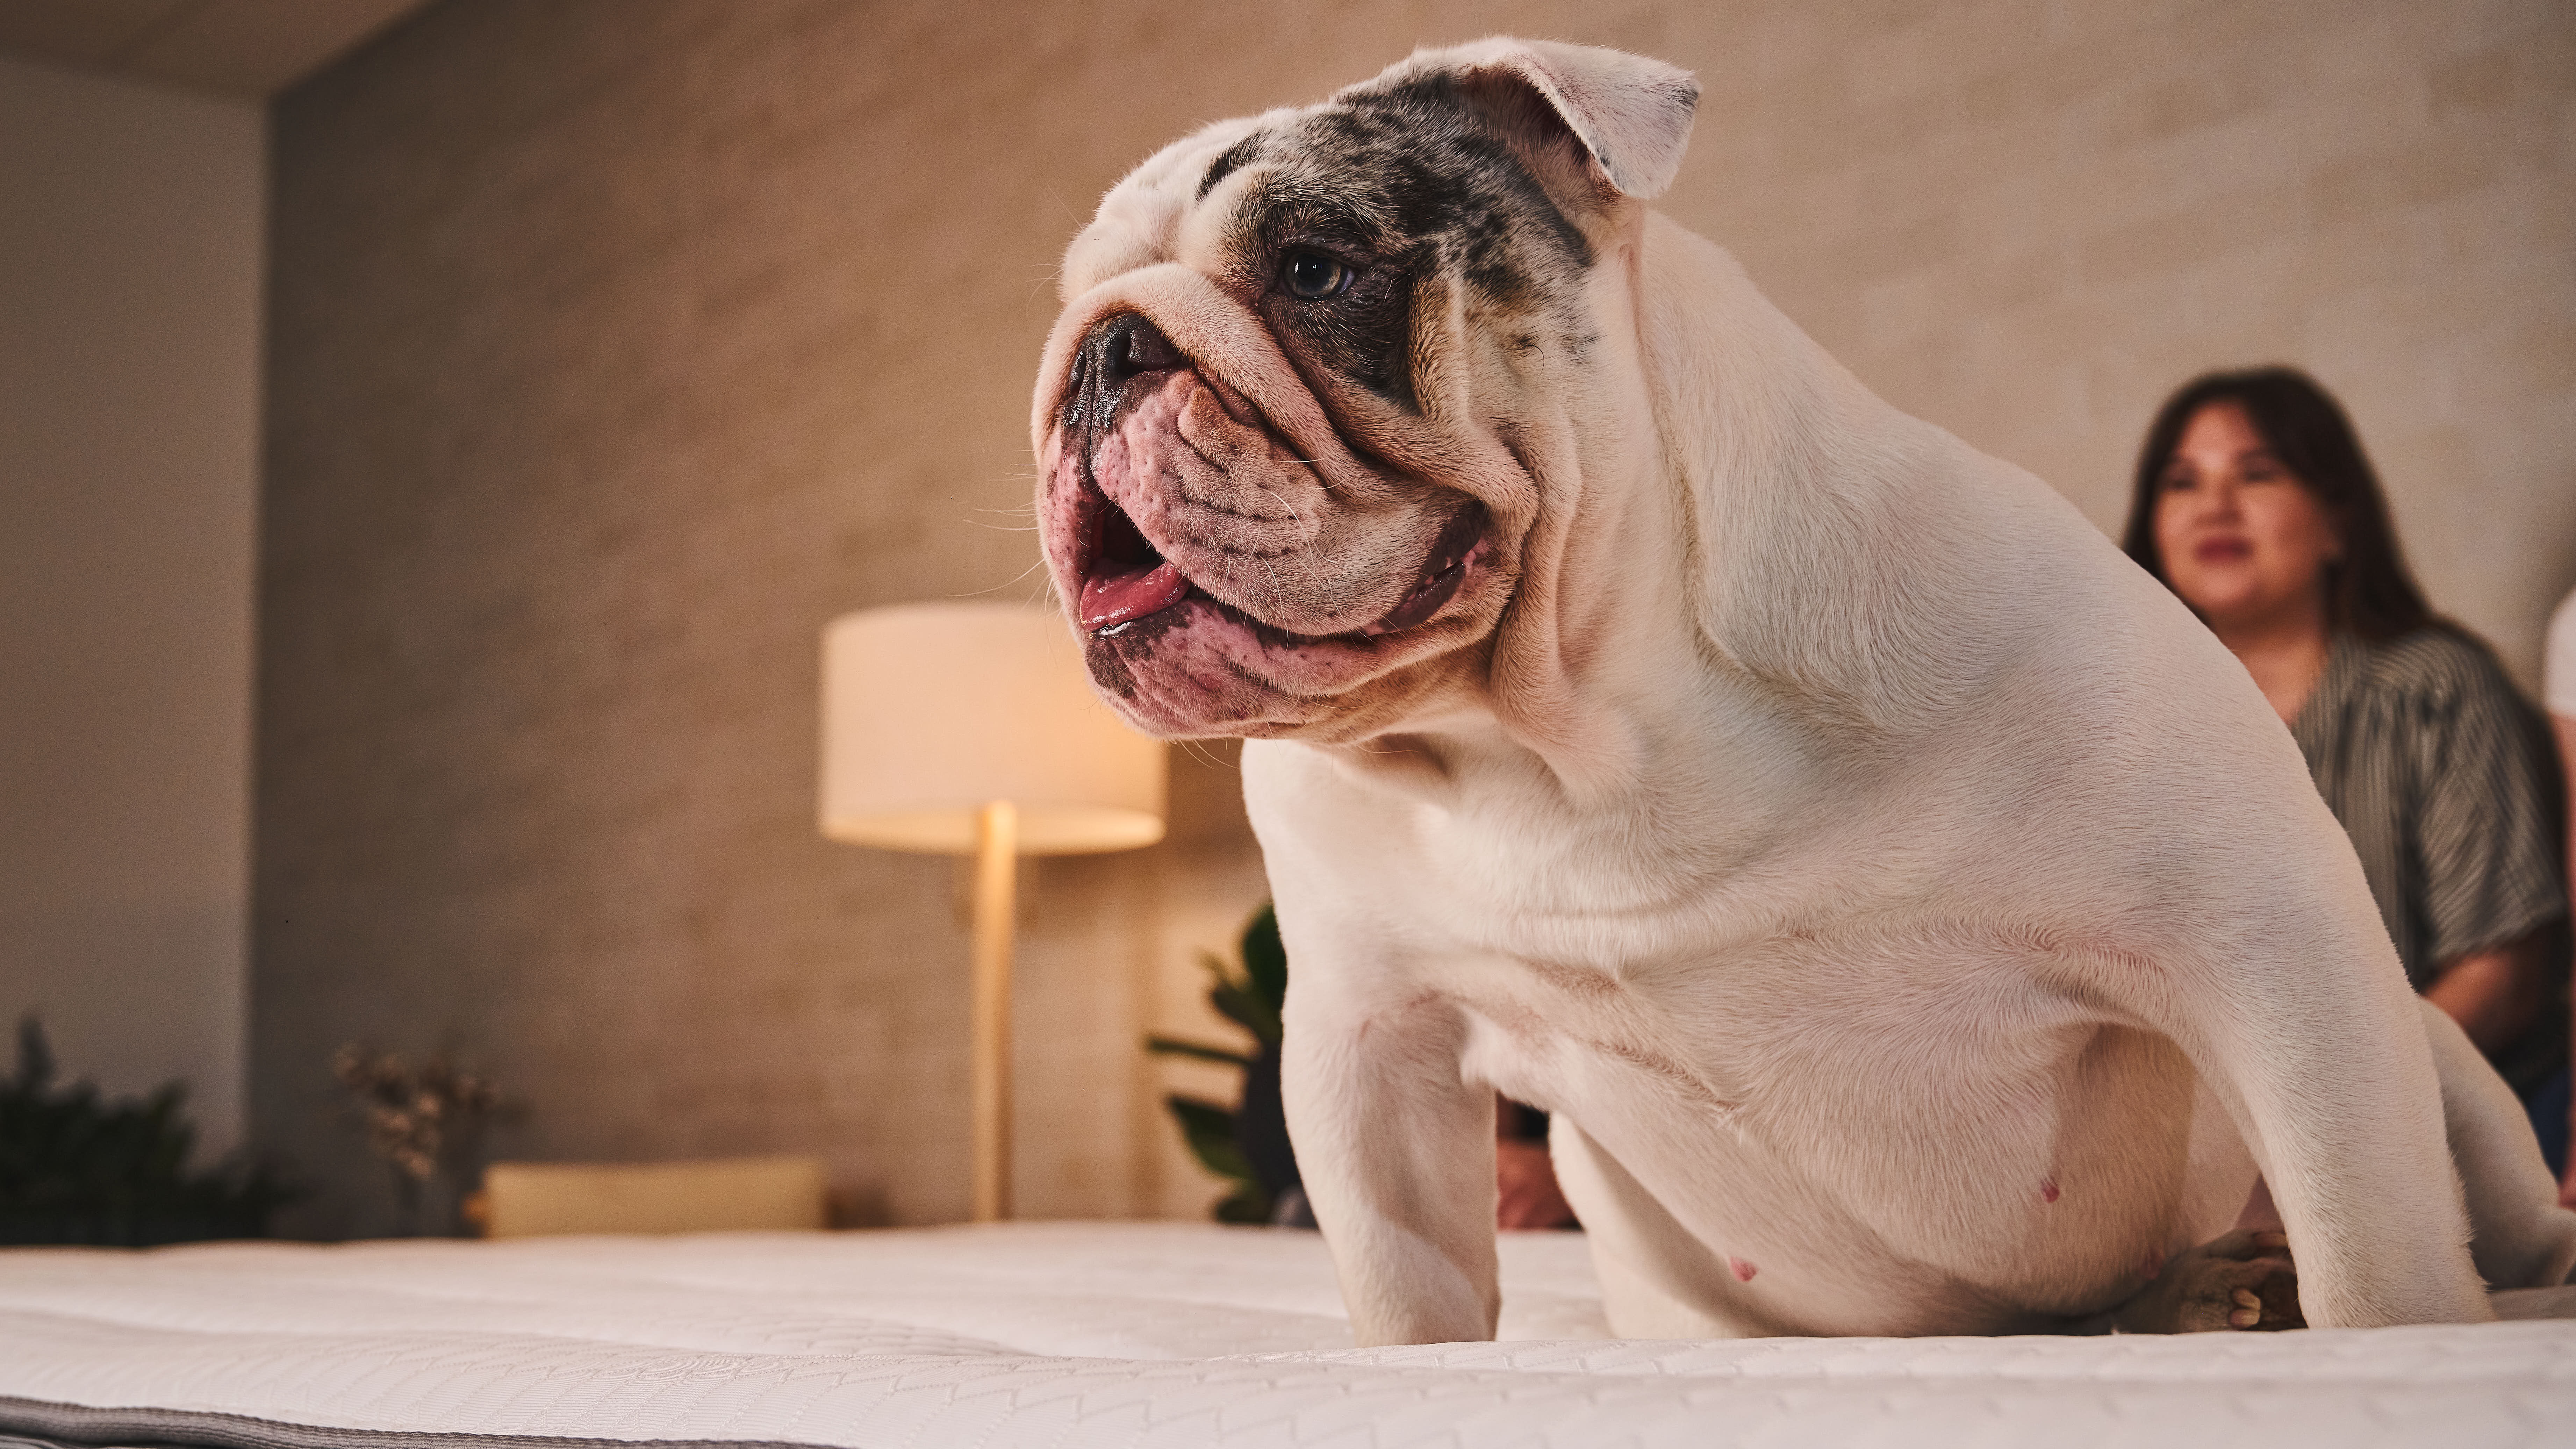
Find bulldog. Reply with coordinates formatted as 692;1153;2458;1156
1029;38;2576;1341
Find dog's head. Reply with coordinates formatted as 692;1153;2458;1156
1032;39;1698;740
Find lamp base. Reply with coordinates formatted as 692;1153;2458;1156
969;800;1017;1222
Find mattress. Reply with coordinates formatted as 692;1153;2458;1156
2;1221;2571;1449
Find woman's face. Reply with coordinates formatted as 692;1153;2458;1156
2152;402;2342;631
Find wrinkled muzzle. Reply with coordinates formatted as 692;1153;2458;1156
1029;266;1497;736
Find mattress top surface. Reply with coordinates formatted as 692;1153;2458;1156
2;1221;2571;1449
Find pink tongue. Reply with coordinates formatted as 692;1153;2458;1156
1080;562;1190;632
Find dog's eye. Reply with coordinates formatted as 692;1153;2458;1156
1282;251;1354;300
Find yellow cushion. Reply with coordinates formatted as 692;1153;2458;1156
480;1155;827;1238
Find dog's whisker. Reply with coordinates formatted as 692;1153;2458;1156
949;559;1052;599
1257;485;1309;531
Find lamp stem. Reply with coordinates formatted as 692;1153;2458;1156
969;799;1017;1222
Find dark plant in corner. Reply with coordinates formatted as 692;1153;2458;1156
331;1044;508;1238
0;1014;293;1246
1145;902;1299;1224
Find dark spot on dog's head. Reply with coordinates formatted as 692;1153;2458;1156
1198;132;1262;200
1214;73;1598;414
1362;75;1593;277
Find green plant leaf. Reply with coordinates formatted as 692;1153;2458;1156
14;1016;52;1091
1164;1093;1254;1184
1207;981;1281;1046
1146;903;1296;1223
1142;1035;1251;1067
1213;1182;1271;1224
1240;904;1287;1015
0;1014;296;1244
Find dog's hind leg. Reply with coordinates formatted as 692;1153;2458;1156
2102;1227;2303;1333
2108;1001;2574;1334
2418;997;2576;1291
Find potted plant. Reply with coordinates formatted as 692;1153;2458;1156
0;1015;292;1245
1145;903;1303;1224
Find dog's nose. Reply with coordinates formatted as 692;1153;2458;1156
1099;315;1183;380
1066;315;1184;432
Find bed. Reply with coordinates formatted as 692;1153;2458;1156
2;1222;2570;1448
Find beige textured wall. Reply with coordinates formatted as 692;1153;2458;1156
1680;0;2576;680
1;54;262;1159
256;0;2575;1234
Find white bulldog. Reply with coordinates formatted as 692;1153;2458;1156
1029;38;2576;1340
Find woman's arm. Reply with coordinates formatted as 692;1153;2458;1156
2401;639;2564;1060
2424;928;2552;1054
2555;711;2576;1207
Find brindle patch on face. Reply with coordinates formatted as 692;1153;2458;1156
1196;131;1264;201
1222;73;1596;415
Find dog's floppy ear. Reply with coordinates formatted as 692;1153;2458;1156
1352;37;1700;201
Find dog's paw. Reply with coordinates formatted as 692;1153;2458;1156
2110;1230;2303;1333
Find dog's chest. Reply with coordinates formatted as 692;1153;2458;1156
1259;732;2112;1114
1434;948;1740;1120
1416;917;2039;1123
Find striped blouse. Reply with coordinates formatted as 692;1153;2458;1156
2291;628;2570;1086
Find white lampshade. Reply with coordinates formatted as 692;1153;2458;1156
819;602;1167;855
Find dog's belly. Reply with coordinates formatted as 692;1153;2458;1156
1252;740;2277;1335
1447;944;2258;1335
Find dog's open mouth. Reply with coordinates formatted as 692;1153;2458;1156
1079;502;1192;634
1075;486;1486;642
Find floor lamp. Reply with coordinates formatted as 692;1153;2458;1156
818;602;1166;1222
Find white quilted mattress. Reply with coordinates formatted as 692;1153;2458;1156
2;1221;2573;1448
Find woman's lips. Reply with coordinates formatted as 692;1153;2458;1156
2193;537;2252;564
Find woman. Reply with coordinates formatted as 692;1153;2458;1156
2544;586;2576;1201
2121;367;2571;1111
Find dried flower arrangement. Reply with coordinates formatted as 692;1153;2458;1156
330;1045;508;1236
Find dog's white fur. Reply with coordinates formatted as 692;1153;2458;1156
1039;40;2576;1341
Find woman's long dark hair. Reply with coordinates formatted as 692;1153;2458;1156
2120;366;2439;643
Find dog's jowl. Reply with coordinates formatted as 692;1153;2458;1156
1030;38;2576;1342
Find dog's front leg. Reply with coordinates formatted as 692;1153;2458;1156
1282;985;1499;1346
